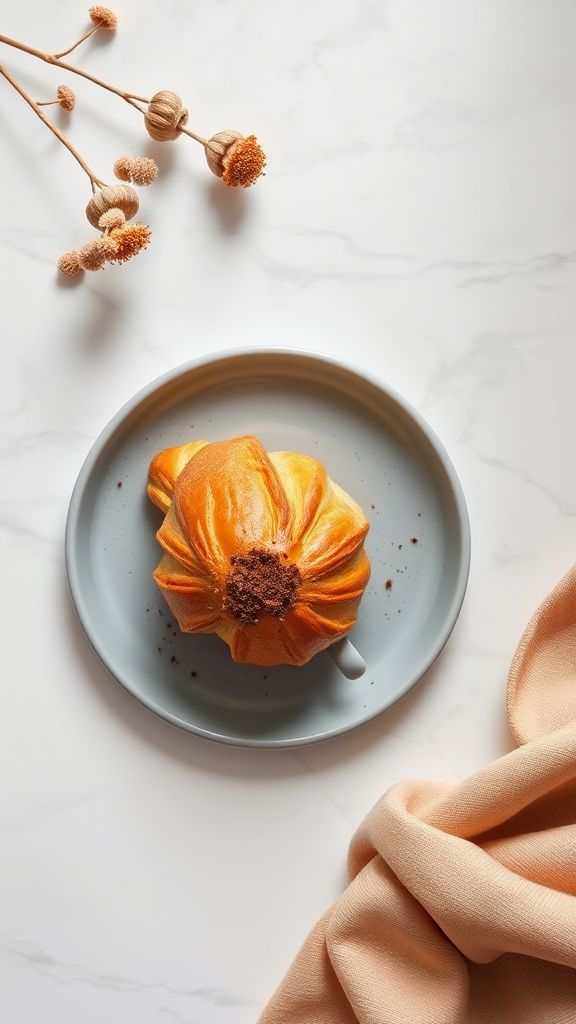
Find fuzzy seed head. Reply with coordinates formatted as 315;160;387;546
57;251;82;276
96;234;119;259
77;238;107;271
99;208;126;230
113;156;158;187
129;157;158;186
56;84;76;112
88;6;118;29
108;223;152;264
113;156;132;182
222;135;266;188
205;132;266;187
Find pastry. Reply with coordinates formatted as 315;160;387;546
148;436;370;667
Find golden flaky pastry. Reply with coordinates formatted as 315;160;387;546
147;436;370;667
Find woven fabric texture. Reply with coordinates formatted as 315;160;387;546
259;564;576;1024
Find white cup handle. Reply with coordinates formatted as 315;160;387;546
327;636;366;679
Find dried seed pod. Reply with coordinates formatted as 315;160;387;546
204;130;243;177
205;131;266;187
86;184;139;228
144;90;188;142
57;251;82;276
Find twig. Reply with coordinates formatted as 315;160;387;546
179;125;208;146
54;25;100;60
0;33;149;111
0;63;106;191
0;9;266;274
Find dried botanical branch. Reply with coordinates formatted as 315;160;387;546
0;63;105;190
0;28;266;182
0;5;266;274
0;57;154;273
54;27;100;61
179;126;208;145
55;5;118;59
0;32;149;110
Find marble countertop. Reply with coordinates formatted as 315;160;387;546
2;1;575;1020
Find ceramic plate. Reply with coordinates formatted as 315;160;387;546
66;349;470;747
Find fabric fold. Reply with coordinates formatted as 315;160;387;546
258;564;576;1024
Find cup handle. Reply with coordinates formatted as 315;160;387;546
327;636;366;680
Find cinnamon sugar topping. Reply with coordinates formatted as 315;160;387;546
223;548;300;625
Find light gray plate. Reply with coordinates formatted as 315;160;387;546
66;349;470;747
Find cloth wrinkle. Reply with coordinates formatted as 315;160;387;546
259;563;576;1024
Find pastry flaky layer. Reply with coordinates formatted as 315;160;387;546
147;436;370;667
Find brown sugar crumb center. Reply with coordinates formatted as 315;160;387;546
223;548;301;626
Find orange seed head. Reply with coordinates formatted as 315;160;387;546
108;222;152;264
88;6;118;29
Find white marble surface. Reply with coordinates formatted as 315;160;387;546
1;1;576;1020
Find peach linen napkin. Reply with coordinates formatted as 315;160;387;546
259;564;576;1024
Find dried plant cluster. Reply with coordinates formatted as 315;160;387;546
0;7;267;274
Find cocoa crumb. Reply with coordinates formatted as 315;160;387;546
371;504;375;509
170;655;176;662
411;537;418;544
223;548;301;626
385;579;393;590
166;623;172;629
398;544;402;550
190;671;197;677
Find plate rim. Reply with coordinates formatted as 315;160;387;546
65;347;471;747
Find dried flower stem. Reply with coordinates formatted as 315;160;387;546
0;35;213;147
54;25;100;60
0;63;106;190
0;33;148;111
179;125;208;146
0;35;260;170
